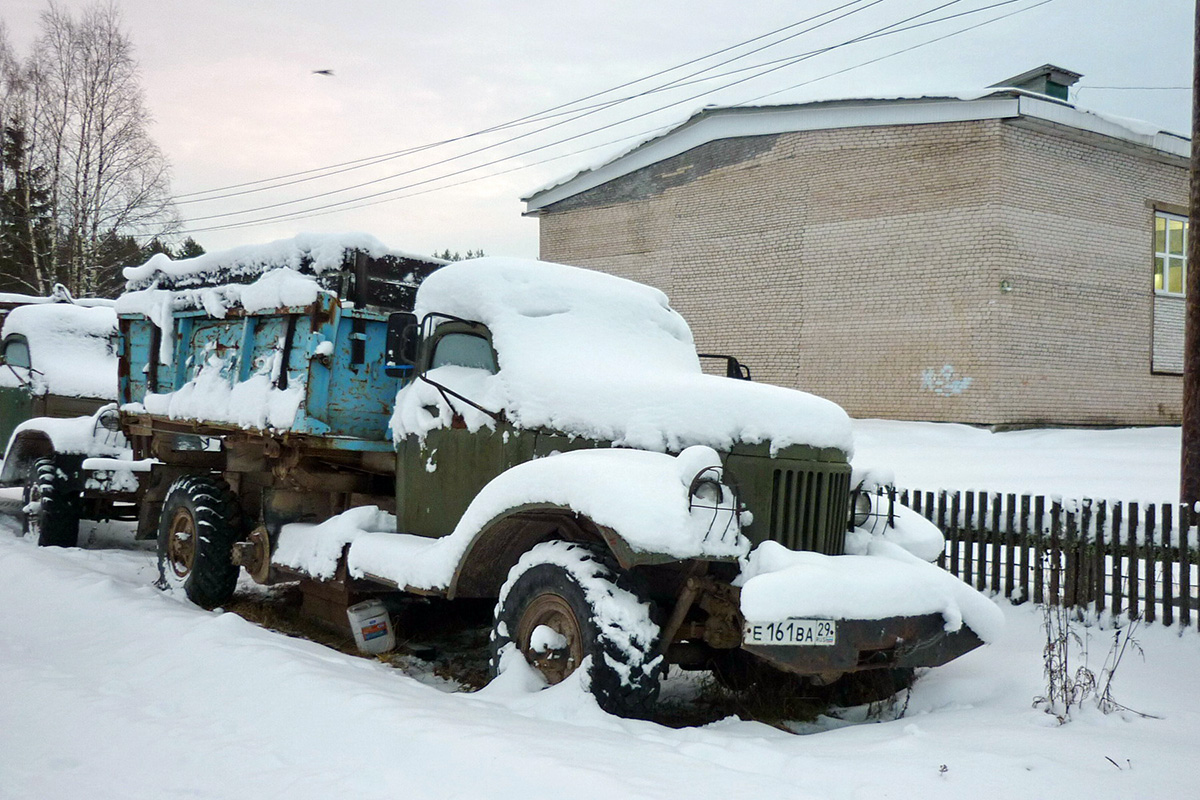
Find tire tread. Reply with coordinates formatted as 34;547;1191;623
157;474;242;608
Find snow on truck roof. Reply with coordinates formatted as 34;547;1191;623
122;232;446;294
0;302;118;400
397;258;854;455
0;291;114;309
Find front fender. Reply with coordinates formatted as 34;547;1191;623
445;446;749;597
337;446;750;598
0;405;125;486
0;429;55;486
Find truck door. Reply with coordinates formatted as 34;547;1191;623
0;335;35;454
396;324;507;538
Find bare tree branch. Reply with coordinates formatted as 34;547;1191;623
0;1;178;296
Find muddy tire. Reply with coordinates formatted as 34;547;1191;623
490;541;663;718
23;457;80;548
157;475;242;609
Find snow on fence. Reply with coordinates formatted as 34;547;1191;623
897;489;1200;629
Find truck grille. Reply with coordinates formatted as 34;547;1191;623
768;468;851;555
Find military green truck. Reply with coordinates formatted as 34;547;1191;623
0;296;136;544
0;295;118;448
90;242;1000;718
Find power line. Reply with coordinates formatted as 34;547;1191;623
172;0;878;204
177;0;1023;235
178;0;898;224
178;0;888;218
177;0;1037;236
127;124;668;236
741;0;1055;104
179;1;991;230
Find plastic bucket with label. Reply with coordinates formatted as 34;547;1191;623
346;599;395;654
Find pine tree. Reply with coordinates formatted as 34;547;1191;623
434;248;485;262
141;237;172;259
176;237;205;258
0;123;54;293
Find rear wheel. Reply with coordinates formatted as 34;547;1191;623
490;541;663;718
22;457;80;548
156;475;242;609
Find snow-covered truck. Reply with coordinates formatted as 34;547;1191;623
0;292;119;450
13;236;1002;717
0;295;139;545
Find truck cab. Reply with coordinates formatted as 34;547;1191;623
0;300;118;452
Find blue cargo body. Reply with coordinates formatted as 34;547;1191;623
119;293;403;450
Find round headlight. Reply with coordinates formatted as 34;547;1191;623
853;492;872;527
691;478;724;506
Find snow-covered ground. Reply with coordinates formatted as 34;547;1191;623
2;513;1198;800
852;420;1180;506
1;419;1190;798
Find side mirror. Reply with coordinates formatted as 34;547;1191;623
385;312;419;377
729;358;751;381
697;353;752;381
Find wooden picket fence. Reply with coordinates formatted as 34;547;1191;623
897;489;1200;629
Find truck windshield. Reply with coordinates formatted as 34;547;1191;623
2;336;30;369
430;332;497;373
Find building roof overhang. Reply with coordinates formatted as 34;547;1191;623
522;90;1189;214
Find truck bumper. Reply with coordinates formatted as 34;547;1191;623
742;613;984;676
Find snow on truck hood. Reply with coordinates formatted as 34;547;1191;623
395;258;853;455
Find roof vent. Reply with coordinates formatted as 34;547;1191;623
991;64;1081;102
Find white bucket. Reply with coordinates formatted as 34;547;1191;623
346;599;395;654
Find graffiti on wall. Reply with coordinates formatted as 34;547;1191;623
920;364;973;397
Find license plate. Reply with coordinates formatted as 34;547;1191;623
743;619;836;646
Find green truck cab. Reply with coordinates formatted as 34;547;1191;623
0;298;118;449
0;298;132;546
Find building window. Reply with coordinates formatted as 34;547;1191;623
1155;211;1187;295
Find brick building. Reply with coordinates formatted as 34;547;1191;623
523;67;1190;427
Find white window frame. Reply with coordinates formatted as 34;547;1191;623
1155;210;1188;296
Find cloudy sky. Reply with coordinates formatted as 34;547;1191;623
2;0;1194;259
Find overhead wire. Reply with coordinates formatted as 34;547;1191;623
176;0;977;231
172;0;879;204
176;0;1049;235
176;0;894;221
740;0;1055;104
1078;86;1189;90
176;0;1029;235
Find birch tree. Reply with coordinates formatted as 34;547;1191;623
0;2;178;296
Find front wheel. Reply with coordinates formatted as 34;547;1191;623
157;475;242;609
23;457;80;548
490;541;663;718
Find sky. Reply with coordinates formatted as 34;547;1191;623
1;0;1194;260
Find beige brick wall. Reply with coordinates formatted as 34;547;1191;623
1154;296;1184;373
536;118;1187;426
984;122;1186;424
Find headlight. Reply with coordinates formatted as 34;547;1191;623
853;491;872;527
850;484;898;531
690;476;724;506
